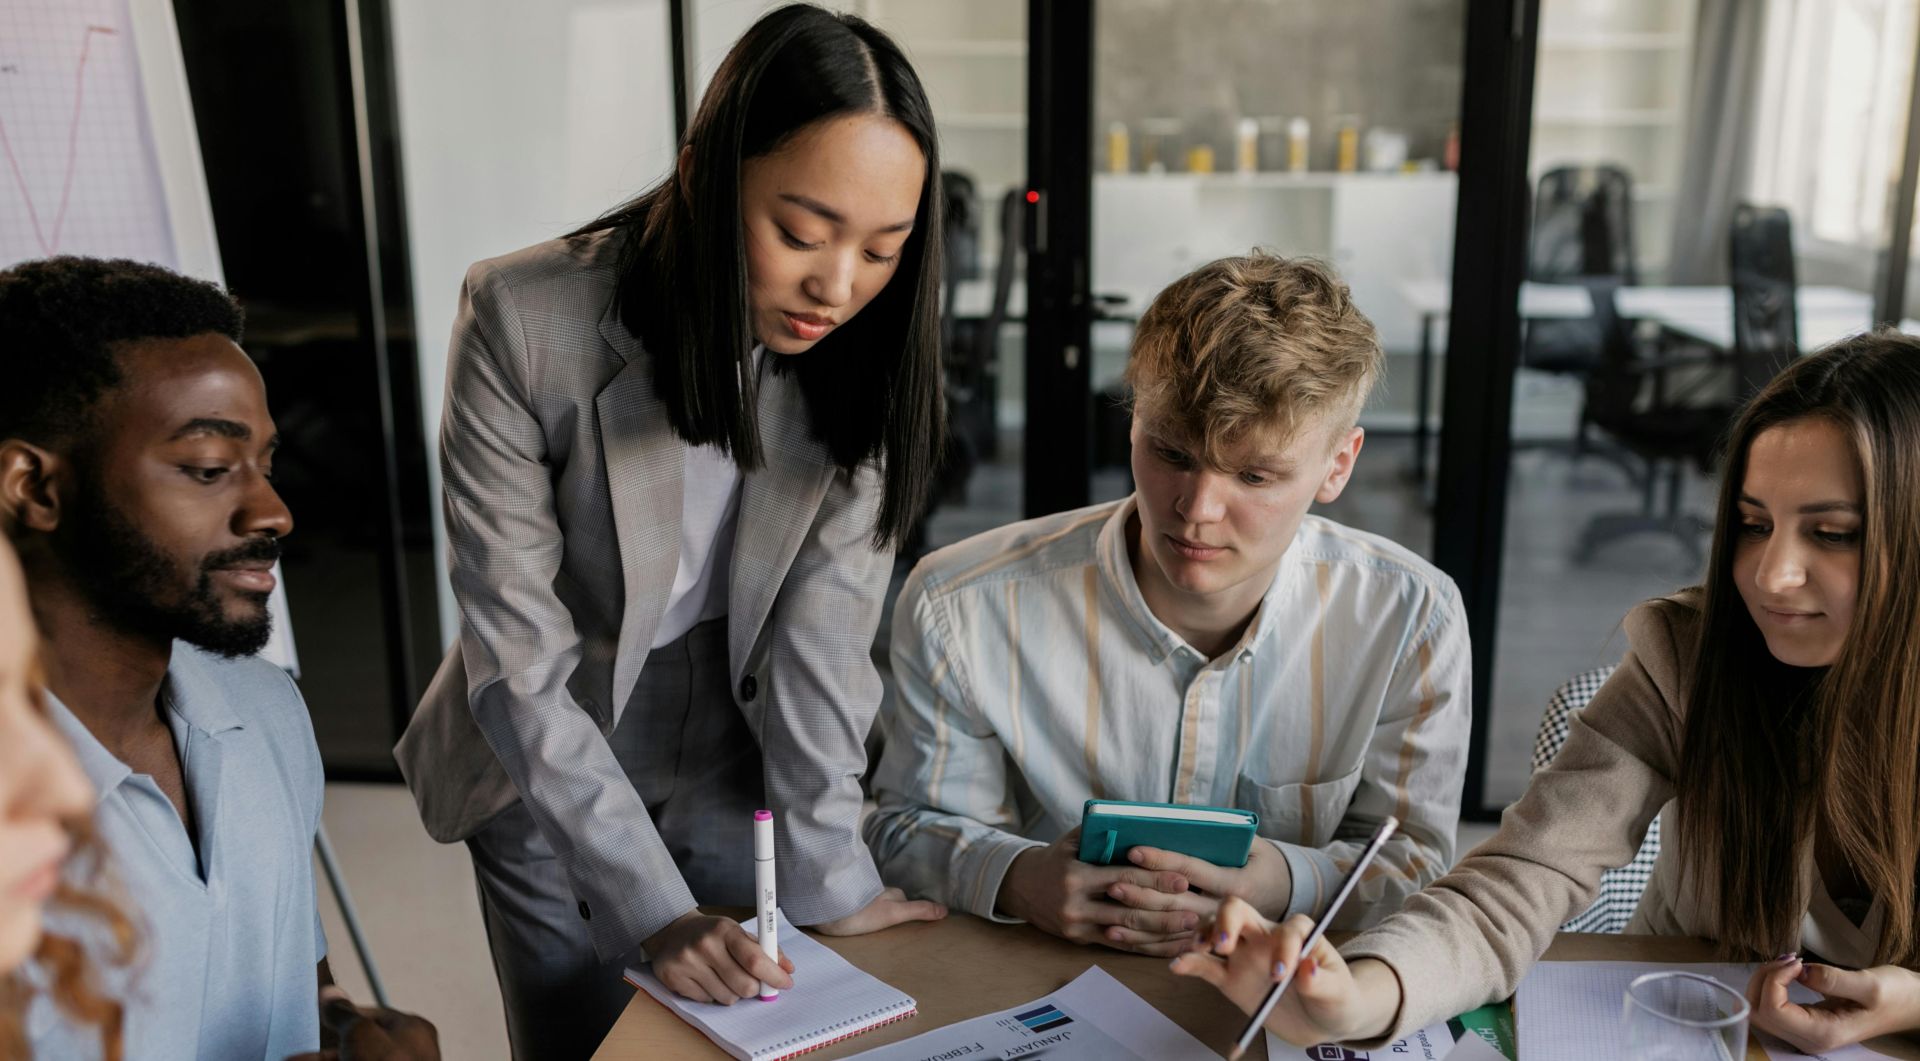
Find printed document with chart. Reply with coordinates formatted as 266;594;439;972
843;966;1216;1061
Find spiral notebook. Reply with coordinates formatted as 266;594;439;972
624;912;917;1061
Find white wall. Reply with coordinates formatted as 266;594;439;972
688;0;867;100
387;0;679;643
690;0;769;98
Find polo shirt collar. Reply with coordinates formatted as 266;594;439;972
1095;494;1297;667
41;641;247;805
160;641;247;738
43;690;129;807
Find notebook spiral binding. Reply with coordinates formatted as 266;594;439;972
761;1005;918;1061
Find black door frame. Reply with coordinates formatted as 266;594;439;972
1431;0;1543;821
1024;0;1096;517
344;0;439;758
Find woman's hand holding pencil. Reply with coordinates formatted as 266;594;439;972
1176;817;1404;1057
1169;899;1400;1048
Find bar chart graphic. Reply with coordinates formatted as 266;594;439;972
1;0;175;269
1015;1003;1076;1033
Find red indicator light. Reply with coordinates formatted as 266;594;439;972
1025;189;1040;204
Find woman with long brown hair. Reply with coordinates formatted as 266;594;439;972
0;534;133;1060
1172;331;1920;1055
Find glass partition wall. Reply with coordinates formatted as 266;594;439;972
697;0;1920;818
1481;0;1711;805
1090;0;1469;554
1483;0;1920;807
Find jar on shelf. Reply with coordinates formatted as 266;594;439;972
1287;117;1311;172
1255;116;1287;172
1235;118;1259;173
1334;115;1362;173
1138;118;1180;174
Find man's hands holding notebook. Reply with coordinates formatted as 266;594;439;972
1000;828;1201;955
998;824;1298;957
1116;838;1294;923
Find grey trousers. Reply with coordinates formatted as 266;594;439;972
466;618;764;1061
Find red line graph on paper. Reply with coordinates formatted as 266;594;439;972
0;23;118;256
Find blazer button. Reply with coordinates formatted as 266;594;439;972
578;900;591;921
739;675;758;702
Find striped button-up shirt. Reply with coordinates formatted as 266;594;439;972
864;496;1470;929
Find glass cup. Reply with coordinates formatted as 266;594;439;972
1623;971;1751;1061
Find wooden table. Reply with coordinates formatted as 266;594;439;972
591;913;1920;1059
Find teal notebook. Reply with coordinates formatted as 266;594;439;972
1077;799;1259;867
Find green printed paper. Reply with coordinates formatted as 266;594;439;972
1447;1001;1517;1060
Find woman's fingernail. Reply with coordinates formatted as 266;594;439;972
1272;961;1288;981
1217;931;1230;946
1169;956;1185;971
1129;850;1146;864
1775;952;1799;963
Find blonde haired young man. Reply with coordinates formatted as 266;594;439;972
864;253;1470;955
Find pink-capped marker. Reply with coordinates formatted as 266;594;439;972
755;809;779;1000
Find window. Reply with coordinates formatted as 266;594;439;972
1749;0;1918;251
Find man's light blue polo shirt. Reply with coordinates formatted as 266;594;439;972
30;642;327;1060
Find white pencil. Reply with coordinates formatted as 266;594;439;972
1226;816;1399;1061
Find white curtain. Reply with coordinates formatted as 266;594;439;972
1744;0;1918;264
1665;0;1769;283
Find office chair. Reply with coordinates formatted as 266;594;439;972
939;170;981;359
1575;205;1800;565
1531;666;1660;934
905;175;1014;559
1518;164;1642;478
956;187;1024;463
1729;204;1799;396
1574;325;1726;566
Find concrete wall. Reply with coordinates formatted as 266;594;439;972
1095;0;1468;171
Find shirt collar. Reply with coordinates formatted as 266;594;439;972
160;642;248;738
1094;494;1297;667
41;642;246;804
43;690;130;806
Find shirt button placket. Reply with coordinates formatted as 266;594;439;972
1173;669;1207;804
1193;671;1220;799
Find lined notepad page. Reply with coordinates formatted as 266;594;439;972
1515;960;1889;1060
625;912;917;1061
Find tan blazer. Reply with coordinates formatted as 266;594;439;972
1344;590;1878;1042
395;229;891;962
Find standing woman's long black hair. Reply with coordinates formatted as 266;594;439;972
573;3;945;548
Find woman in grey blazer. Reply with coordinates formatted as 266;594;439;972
394;6;949;1056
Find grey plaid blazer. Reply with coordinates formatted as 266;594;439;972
395;229;890;962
